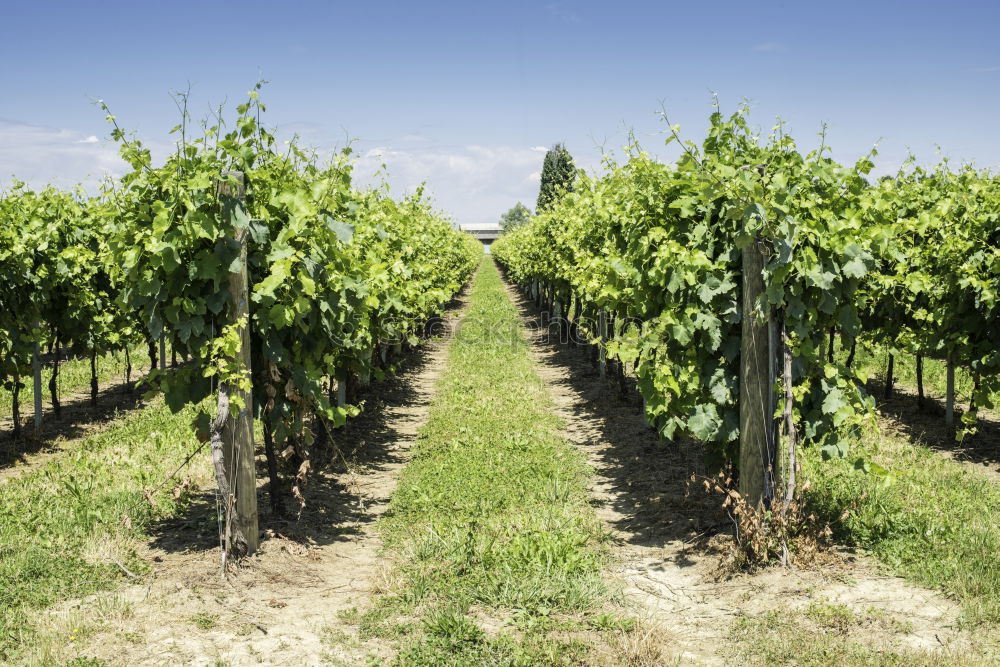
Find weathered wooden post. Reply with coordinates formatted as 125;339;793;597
553;299;562;342
884;351;895;399
89;350;98;407
916;354;925;407
32;322;43;433
739;236;778;509
540;283;549;324
780;321;796;510
360;346;373;387
337;374;347;410
571;294;582;347
49;336;61;416
598;310;607;378
216;171;259;558
945;356;955;427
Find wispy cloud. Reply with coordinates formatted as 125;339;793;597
0;119;183;193
753;42;785;53
0;120;568;222
966;65;1000;72
0;120;125;190
545;3;580;24
282;120;325;136
353;143;556;222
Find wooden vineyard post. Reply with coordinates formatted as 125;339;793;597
32;322;43;433
780;321;796;507
159;337;166;370
945;355;956;427
553;299;562;341
739;236;778;509
571;294;582;347
49;336;61;416
89;350;98;407
337;373;347;410
916;354;925;407
215;171;259;560
884;351;895;399
598;310;607;378
360;346;373;387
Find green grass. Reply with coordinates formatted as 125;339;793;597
189;612;218;630
800;336;1000;636
351;258;626;665
0;345;151;415
804;427;1000;632
0;398;211;661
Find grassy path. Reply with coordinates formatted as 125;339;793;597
0;399;212;662
352;257;635;665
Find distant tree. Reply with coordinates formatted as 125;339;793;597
536;143;576;212
499;202;532;232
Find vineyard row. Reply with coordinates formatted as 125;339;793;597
492;106;999;508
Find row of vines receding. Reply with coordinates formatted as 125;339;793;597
492;104;999;558
0;84;482;545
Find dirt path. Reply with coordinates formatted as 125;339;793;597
504;282;970;664
48;292;471;667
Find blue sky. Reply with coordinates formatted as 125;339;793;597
1;0;998;221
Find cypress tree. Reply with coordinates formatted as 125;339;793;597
536;143;576;212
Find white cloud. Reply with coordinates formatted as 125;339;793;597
0;120;555;223
352;143;550;222
753;42;785;53
966;65;1000;72
545;3;581;23
0;119;126;191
